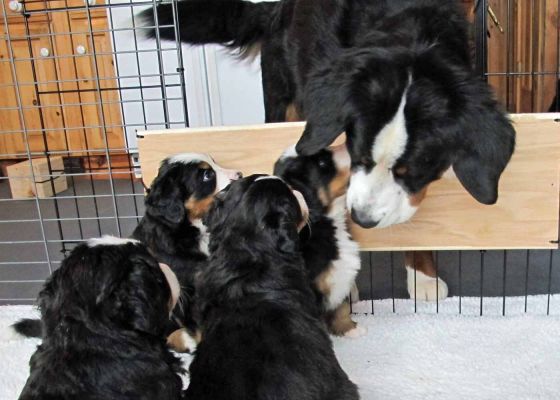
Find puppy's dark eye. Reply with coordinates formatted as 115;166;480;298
318;159;327;169
202;169;215;182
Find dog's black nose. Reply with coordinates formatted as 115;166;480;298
236;171;243;179
350;208;379;228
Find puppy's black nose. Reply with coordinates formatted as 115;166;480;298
351;208;379;228
235;171;243;179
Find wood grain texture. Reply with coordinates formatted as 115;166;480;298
137;114;560;251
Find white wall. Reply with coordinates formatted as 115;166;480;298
107;0;266;152
204;45;265;126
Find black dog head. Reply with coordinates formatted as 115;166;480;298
205;175;308;254
295;45;515;228
273;144;350;215
146;153;242;227
38;236;180;338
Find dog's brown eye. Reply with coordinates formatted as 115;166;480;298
394;166;408;177
202;169;215;182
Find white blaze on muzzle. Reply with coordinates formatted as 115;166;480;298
347;82;418;228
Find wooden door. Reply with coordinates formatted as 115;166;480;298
0;0;125;158
487;0;559;113
0;17;67;157
49;0;124;155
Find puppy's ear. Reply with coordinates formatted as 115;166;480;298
123;254;169;335
98;252;168;335
145;163;186;225
453;81;515;204
295;66;349;156
95;257;130;306
262;209;299;253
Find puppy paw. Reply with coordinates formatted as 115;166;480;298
167;328;197;353
344;325;367;339
406;266;448;301
349;282;360;303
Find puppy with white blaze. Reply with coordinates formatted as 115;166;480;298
274;144;364;338
188;175;360;400
132;152;241;352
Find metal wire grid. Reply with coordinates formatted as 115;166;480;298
0;0;188;302
0;0;558;312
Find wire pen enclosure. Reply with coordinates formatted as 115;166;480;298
0;0;558;310
137;113;560;251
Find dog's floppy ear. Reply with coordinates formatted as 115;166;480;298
122;253;169;335
295;65;349;156
453;82;515;204
145;162;186;225
98;251;169;335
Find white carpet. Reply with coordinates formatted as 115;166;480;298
1;296;559;400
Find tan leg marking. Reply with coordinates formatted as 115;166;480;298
405;251;437;278
285;103;302;122
326;301;357;336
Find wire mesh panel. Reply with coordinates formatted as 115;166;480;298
0;0;558;311
0;0;188;303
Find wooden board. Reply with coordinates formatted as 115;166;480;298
6;156;68;199
137;113;560;251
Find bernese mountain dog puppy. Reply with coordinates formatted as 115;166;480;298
13;153;241;354
132;152;241;352
18;236;184;400
187;175;359;400
273;144;363;338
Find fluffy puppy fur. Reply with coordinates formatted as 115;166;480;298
141;0;515;229
274;144;363;337
187;175;359;400
12;153;241;354
18;237;184;400
132;153;241;352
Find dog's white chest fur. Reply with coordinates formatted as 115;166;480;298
324;196;361;310
192;219;210;256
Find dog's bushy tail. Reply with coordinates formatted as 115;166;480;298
138;0;280;52
12;318;42;338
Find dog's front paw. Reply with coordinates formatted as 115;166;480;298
344;325;367;339
406;266;448;301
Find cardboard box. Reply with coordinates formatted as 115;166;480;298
6;157;68;199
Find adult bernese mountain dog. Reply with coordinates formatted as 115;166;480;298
13;153;241;354
18;237;184;400
132;152;241;352
140;0;515;226
141;0;515;302
274;144;363;337
187;174;359;400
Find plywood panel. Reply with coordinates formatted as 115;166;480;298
137;114;560;251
